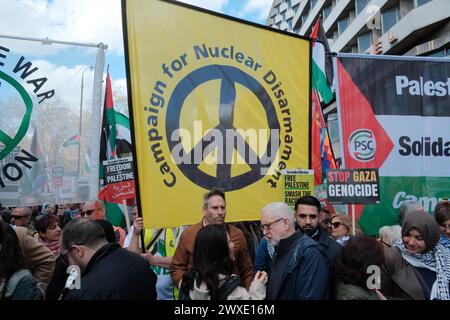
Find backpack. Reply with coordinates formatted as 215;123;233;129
178;275;242;300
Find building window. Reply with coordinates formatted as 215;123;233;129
338;17;349;35
323;5;332;20
287;18;293;30
311;0;318;10
286;0;292;9
355;0;369;15
427;49;446;57
276;5;280;15
357;31;372;52
281;10;286;20
415;0;432;7
382;7;400;34
302;15;308;26
294;25;301;34
292;4;299;13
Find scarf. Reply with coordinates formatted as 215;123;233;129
267;239;275;258
38;237;62;258
336;235;350;246
439;234;450;251
394;239;450;300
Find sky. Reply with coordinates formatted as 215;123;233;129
0;0;273;109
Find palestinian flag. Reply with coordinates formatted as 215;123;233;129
99;71;127;229
114;111;132;156
62;134;80;147
310;19;334;104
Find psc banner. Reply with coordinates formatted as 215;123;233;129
100;157;136;203
327;168;380;204
336;53;450;235
123;0;311;228
0;37;98;206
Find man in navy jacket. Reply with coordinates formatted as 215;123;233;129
261;202;329;300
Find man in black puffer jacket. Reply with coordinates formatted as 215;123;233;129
61;218;157;300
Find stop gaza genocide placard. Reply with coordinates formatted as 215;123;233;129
326;168;380;204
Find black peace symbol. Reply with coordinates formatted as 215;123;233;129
166;64;280;191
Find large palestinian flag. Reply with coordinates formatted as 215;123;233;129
336;54;450;235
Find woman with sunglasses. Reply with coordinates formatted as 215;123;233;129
35;214;68;300
330;213;353;246
434;201;450;250
381;210;450;300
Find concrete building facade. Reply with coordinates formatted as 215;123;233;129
266;0;450;163
267;0;450;57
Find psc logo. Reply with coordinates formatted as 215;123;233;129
0;70;33;161
349;129;376;162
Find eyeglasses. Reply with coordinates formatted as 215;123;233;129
440;224;450;230
83;209;95;216
331;222;342;229
298;213;318;219
11;215;27;220
261;218;284;232
61;247;75;265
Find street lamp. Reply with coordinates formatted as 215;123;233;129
77;65;92;177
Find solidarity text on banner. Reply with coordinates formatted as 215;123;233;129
335;54;450;235
123;0;311;228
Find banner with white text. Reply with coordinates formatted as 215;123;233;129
336;54;450;235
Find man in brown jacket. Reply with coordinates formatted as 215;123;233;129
170;188;253;289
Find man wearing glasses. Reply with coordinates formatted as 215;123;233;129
295;196;342;267
82;200;127;247
60;218;157;300
11;207;36;236
261;202;329;300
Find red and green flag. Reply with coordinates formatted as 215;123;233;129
99;71;127;229
62;134;80;147
311;19;334;104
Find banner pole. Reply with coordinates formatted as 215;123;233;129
351;204;356;236
122;199;131;232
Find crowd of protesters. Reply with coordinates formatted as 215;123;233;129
0;191;449;300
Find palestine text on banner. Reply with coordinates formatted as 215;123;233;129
335;54;450;235
101;157;136;203
283;169;315;211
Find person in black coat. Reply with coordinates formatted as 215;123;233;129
294;196;342;265
60;218;157;300
261;202;329;300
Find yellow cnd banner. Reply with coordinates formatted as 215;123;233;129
123;0;311;228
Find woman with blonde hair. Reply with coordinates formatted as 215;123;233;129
330;213;355;246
